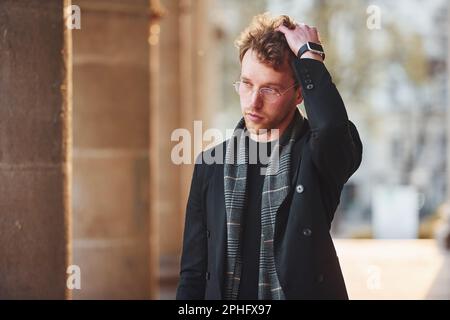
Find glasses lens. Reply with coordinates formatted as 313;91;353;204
260;88;278;102
233;82;290;102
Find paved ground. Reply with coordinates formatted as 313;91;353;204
335;239;450;300
160;239;450;300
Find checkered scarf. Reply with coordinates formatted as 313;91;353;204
223;109;304;300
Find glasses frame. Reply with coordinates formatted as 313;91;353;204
233;81;298;102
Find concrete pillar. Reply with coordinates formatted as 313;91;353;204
72;0;153;299
148;0;164;299
0;0;72;299
156;0;218;298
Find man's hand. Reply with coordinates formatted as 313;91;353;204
276;23;324;62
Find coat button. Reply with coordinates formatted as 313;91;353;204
296;184;304;194
302;228;312;237
306;83;314;90
206;230;210;238
205;272;210;280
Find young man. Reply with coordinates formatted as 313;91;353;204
176;14;362;300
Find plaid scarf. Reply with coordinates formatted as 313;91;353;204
223;109;304;300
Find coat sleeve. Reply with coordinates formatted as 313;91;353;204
176;156;208;299
292;58;363;190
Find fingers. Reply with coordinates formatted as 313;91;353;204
277;23;310;31
275;25;289;33
295;23;320;41
277;22;321;43
296;22;316;30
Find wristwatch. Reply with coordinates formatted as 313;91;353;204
297;42;325;60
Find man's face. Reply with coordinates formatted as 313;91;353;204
239;49;303;137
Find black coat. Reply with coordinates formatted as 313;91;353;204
176;59;363;300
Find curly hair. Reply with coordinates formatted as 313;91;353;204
235;13;297;71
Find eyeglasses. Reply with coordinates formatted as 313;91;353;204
233;81;298;103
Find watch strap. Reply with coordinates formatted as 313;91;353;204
297;42;325;60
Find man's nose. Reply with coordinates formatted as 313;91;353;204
249;89;263;109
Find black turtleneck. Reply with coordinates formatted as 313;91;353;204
238;137;273;300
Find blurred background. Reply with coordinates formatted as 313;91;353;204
0;0;449;299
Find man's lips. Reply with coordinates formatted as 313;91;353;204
246;112;264;121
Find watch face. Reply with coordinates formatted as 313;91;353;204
308;42;323;53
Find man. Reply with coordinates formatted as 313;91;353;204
176;13;362;300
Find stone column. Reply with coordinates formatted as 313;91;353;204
156;0;218;298
0;0;72;299
72;0;153;299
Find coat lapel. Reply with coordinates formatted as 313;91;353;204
274;119;310;244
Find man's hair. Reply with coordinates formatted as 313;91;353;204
235;13;297;71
